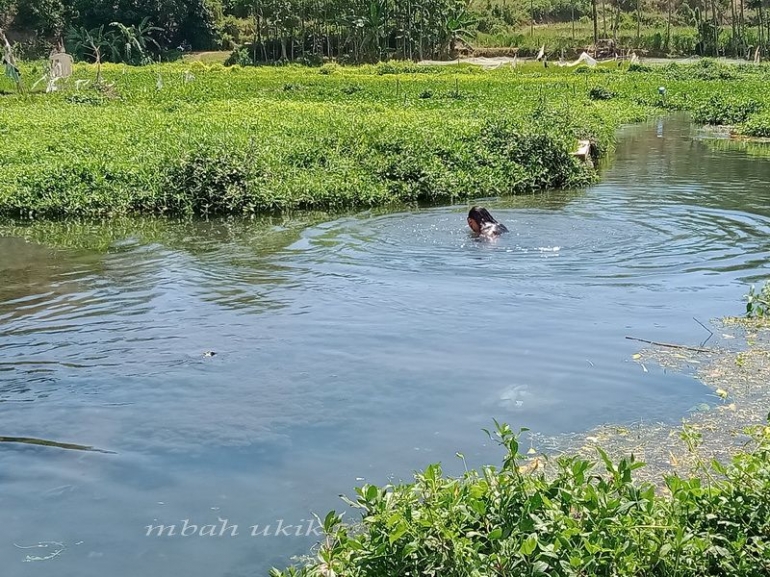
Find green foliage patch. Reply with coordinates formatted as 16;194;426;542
746;281;770;318
4;61;770;218
0;61;648;218
273;421;770;577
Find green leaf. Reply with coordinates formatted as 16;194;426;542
520;534;538;555
388;522;408;544
323;510;338;532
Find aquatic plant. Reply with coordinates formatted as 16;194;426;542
740;113;770;138
0;61;644;218
692;95;762;126
746;281;770;318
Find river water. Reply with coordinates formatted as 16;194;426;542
1;118;770;575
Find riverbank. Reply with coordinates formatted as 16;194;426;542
2;59;770;219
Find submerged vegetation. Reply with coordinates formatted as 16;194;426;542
4;59;770;218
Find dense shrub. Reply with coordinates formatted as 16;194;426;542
162;145;263;216
589;86;616;100
224;47;254;67
740;113;770;137
692;95;762;125
273;422;770;577
628;62;653;73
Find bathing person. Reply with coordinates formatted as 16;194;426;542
467;206;508;237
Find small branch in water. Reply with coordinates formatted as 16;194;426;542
0;436;116;454
625;336;713;354
693;316;714;347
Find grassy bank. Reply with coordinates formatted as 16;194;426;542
3;59;770;218
1;61;631;218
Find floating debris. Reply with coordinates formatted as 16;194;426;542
533;317;770;486
14;541;65;562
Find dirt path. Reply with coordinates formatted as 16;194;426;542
418;55;754;68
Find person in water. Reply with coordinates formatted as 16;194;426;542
467;206;508;237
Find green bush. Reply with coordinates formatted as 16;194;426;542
740;113;770;137
162;145;263;216
692;95;762;126
628;62;653;73
318;62;340;75
340;84;363;95
481;115;591;190
225;47;254;67
746;281;770;318
273;421;770;577
589;86;616;100
375;61;422;75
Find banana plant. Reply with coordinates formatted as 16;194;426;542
66;25;120;84
445;2;477;56
361;0;388;62
111;17;162;65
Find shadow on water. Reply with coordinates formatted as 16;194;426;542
1;117;770;576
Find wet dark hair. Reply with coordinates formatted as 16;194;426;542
468;206;508;232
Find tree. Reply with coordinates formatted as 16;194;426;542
67;0;219;50
361;0;388;62
14;0;66;37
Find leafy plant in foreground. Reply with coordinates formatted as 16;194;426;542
272;420;770;577
746;281;770;318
